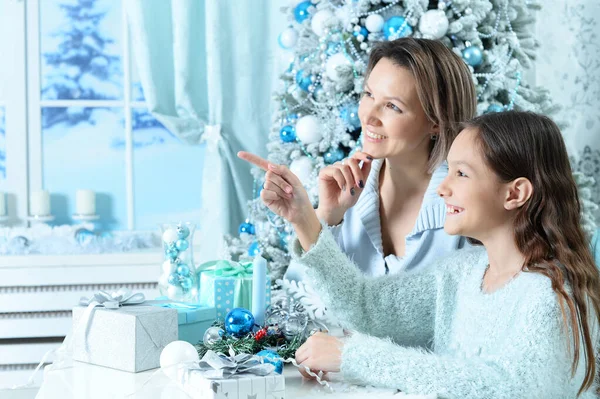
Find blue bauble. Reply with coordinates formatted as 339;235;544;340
180;276;193;290
323;147;345;164
293;1;312;23
383;16;413;40
165;245;179;261
239;221;256;235
75;229;96;245
176;225;190;239
462;46;483;67
485;104;504;113
295;70;312;92
257;350;283;374
353;26;368;39
279;125;297;143
167;273;179;285
340;103;361;130
175;239;189;251
248;241;261;257
176;264;191;277
224;308;255;337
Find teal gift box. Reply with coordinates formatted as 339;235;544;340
197;260;271;320
152;298;216;345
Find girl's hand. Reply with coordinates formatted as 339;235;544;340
295;332;344;378
316;152;373;225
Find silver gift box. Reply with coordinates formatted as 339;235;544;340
72;305;178;372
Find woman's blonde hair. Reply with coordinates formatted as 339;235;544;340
365;38;477;173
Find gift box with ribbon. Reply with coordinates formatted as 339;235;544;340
152;298;216;345
71;289;178;373
197;260;271;320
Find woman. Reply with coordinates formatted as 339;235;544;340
240;111;600;398
285;38;477;280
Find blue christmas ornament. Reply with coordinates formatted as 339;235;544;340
340;103;361;130
383;16;413;40
167;273;179;285
75;228;96;245
176;225;190;239
353;26;368;39
175;239;189;251
485;104;504;113
248;241;261;257
224;308;255;337
257;350;283;374
279;125;297;143
165;245;179;261
176;264;191;277
295;70;312;92
323;147;345;164
180;276;193;290
462;46;483;67
293;1;312;23
239;221;256;235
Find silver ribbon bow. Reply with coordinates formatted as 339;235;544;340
195;347;275;379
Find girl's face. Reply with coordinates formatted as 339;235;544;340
437;128;510;240
358;57;436;160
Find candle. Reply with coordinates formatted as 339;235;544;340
75;189;96;215
0;192;5;216
30;190;51;216
251;255;268;326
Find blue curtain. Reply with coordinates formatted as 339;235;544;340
125;0;286;261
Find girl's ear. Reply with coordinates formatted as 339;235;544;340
504;177;533;210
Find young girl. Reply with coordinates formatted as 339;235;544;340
239;111;600;397
283;38;477;281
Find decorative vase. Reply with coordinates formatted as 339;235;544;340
158;222;197;302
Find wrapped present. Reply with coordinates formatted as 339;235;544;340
169;349;285;399
72;289;178;372
197;260;271;320
151;298;216;345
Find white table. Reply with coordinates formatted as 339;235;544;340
1;360;434;399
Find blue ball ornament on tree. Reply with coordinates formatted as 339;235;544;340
295;70;312;92
239;221;256;235
175;239;189;251
485;103;504;113
462;46;483;67
353;26;368;40
323;147;345;164
248;241;261;257
279;125;297;143
293;1;312;24
383;16;413;40
257;350;284;374
224;308;255;337
340;103;361;130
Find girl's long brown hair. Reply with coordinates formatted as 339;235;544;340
463;111;600;396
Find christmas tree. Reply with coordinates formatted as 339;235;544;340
42;0;122;128
224;0;596;315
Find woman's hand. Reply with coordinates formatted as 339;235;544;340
237;151;322;250
316;152;373;226
295;332;344;378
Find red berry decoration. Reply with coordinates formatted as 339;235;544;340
254;328;268;341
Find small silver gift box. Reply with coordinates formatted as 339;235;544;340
72;305;178;372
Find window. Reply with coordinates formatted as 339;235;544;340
0;0;206;231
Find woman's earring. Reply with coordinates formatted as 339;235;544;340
431;135;438;141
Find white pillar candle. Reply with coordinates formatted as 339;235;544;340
0;192;6;216
251;255;268;326
75;189;96;215
30;190;51;216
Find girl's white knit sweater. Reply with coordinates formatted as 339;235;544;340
291;227;598;399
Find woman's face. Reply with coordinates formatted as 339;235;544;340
358;57;436;160
437;128;510;240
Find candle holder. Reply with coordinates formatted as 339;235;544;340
72;214;100;223
27;214;55;224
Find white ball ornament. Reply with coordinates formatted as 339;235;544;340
162;260;175;274
325;53;351;82
418;9;449;40
365;14;384;32
162;228;178;244
311;9;334;37
278;27;299;49
160;341;199;378
290;156;314;187
295;115;322;144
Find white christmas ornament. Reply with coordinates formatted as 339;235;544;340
325;53;351;82
162;228;178;244
160;341;199;378
365;14;384;32
418;9;449;40
162;260;175;274
279;27;299;49
295;115;322;143
290;156;314;187
311;9;334;37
